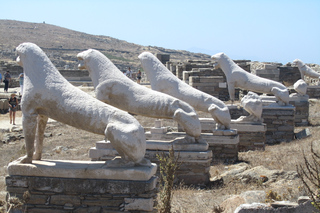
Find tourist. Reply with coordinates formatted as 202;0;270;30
18;73;24;96
3;71;11;93
126;67;132;79
8;93;18;125
137;69;142;84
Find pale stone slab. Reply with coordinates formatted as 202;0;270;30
150;127;167;134
289;93;309;102
146;140;208;151
89;147;117;160
200;118;266;132
7;160;157;181
95;139;208;151
204;134;239;145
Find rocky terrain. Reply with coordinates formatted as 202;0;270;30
0;19;210;71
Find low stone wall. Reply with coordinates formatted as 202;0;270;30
279;66;301;86
255;64;280;82
184;69;240;101
228;104;295;144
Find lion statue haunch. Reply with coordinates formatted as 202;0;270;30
235;91;263;123
211;52;289;106
77;49;202;139
138;52;231;130
293;59;320;82
16;42;147;166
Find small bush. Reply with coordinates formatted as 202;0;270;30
297;143;320;210
157;147;180;213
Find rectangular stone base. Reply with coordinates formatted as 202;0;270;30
228;103;295;145
90;137;211;185
204;130;239;164
260;94;309;126
6;160;158;212
307;85;320;99
200;118;266;151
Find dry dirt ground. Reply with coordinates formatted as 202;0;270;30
0;97;320;212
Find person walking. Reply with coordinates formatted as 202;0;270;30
3;71;11;93
137;69;142;84
8;93;18;125
126;67;133;79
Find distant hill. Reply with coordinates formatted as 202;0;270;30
0;19;211;71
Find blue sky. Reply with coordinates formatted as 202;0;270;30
1;0;319;64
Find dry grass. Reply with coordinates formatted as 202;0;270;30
0;100;319;212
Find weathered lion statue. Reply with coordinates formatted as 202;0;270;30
211;52;289;106
235;91;263;123
16;42;147;166
138;52;231;130
293;59;320;83
77;49;202;139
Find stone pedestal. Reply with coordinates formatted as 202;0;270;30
204;129;239;164
6;160;158;212
307;85;320;99
200;118;266;151
176;127;239;163
228;103;295;145
259;94;308;126
90;137;212;185
289;94;309;126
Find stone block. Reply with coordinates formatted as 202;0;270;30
50;195;81;205
7;160;157;181
295;128;312;139
124;198;154;211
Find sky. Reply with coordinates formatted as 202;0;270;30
1;0;319;64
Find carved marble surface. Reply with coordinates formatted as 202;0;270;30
211;52;289;106
138;51;231;130
293;59;320;81
16;42;147;166
77;49;202;139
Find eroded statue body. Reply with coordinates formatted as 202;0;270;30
77;49;201;138
211;52;289;106
293;59;320;82
138;52;231;130
293;79;307;95
16;42;147;166
235;91;263;123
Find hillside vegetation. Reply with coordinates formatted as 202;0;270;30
0;19;210;71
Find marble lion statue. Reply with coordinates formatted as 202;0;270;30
235;91;263;123
293;59;320;82
211;52;289;106
77;49;202;139
16;42;148;166
138;52;231;130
